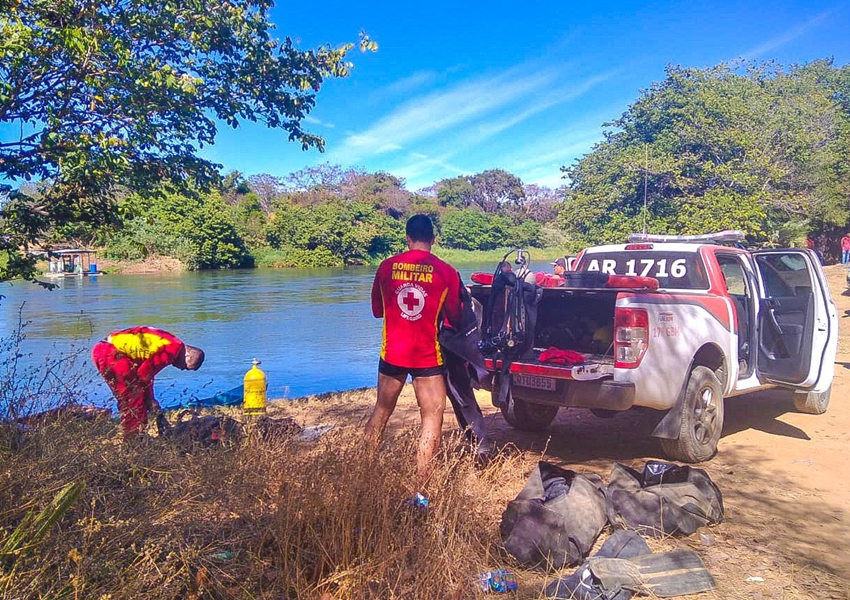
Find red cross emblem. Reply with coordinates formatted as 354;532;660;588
402;291;420;311
397;285;426;319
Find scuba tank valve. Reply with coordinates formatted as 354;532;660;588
243;358;267;416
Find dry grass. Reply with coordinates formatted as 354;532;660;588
2;404;850;599
3;398;848;600
0;414;554;600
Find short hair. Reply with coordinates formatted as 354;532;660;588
405;214;435;242
184;345;205;370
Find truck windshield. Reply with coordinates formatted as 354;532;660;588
575;251;709;290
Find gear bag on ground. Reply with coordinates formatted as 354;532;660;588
500;461;607;569
604;461;724;536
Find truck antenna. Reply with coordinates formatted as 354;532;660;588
642;143;649;236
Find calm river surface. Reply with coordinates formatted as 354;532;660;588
1;260;554;409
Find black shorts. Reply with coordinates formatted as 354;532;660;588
378;358;445;379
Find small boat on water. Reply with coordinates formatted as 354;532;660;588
38;248;101;278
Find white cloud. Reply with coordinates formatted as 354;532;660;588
390;152;467;190
380;71;438;96
462;71;618;145
740;10;831;60
303;115;335;129
326;62;620;189
497;117;614;187
327;66;560;164
509;130;602;172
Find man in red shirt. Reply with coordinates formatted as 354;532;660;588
366;215;463;489
92;327;205;439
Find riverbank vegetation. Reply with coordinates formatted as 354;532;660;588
0;0;376;282
97;166;564;270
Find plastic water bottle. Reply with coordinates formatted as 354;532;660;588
478;569;517;593
405;492;429;509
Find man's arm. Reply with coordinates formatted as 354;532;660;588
442;270;464;329
371;268;385;319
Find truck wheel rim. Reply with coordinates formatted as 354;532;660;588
693;387;718;444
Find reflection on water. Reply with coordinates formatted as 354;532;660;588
0;260;552;408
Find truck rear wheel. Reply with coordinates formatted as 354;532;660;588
500;398;559;431
792;385;831;415
660;366;724;463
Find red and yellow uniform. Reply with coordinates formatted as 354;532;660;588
371;249;463;369
91;327;184;437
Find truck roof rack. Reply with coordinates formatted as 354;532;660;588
627;230;745;244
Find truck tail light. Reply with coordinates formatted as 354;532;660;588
614;307;649;368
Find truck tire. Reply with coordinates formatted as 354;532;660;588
792;385;831;415
660;366;724;463
500;398;559;431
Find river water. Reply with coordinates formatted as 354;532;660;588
1;260;551;410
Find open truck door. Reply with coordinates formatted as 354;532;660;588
752;249;837;401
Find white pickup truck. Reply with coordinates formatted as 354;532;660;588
469;232;838;462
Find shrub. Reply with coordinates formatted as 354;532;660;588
105;192;252;269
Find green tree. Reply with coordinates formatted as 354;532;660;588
521;184;560;222
106;191;251;269
504;218;543;248
469;169;525;213
0;0;376;281
436;176;474;208
227;192;267;248
247;174;284;213
344;172;411;218
440;209;507;250
266;199;403;264
560;60;850;249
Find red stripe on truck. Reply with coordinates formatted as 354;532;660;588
484;358;580;379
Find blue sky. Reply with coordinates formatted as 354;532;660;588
201;0;850;192
5;1;849;194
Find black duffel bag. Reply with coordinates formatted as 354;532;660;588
160;411;243;448
500;461;608;570
604;461;724;536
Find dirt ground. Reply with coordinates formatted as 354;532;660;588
271;264;850;599
107;255;186;274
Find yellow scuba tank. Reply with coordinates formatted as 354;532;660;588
243;358;267;416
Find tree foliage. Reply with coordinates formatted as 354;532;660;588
106;191;252;269
469;169;525;213
434;171;556;222
343;172;411;218
560;60;850;249
436;176;474;209
440;209;542;251
247;174;284;213
0;0;375;280
265;199;404;264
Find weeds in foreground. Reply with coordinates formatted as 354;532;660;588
0;302;94;424
0;417;535;600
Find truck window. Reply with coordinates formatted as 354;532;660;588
754;254;807;297
718;258;748;296
575;251;709;290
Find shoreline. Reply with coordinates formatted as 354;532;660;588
36;246;565;277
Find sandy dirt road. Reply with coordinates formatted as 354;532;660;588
274;264;850;598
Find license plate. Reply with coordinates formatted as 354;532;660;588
513;373;556;391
